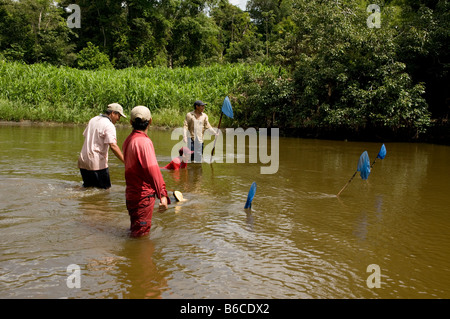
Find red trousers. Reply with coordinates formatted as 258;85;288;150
126;195;155;237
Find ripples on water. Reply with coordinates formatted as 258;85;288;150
1;125;450;298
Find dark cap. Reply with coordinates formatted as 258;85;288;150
194;100;207;107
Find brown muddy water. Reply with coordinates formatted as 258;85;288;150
0;122;449;299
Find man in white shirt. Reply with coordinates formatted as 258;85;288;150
78;103;126;189
183;100;216;162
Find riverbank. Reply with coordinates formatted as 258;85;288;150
1;61;448;144
283;121;450;145
2;119;449;146
0;119;173;131
0;98;189;128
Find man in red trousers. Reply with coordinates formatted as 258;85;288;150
122;105;170;237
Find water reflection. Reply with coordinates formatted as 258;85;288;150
114;238;168;299
244;208;254;232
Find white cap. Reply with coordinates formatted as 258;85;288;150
130;105;151;121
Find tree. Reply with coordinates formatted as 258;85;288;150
246;0;292;58
211;0;264;62
0;0;32;61
395;0;450;120
234;0;431;137
170;14;222;67
293;0;430;135
0;0;75;65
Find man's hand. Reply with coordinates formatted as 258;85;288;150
158;196;168;212
109;142;125;164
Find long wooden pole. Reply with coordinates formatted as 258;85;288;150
337;170;358;196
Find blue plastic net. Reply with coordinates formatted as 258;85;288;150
244;182;257;209
357;151;371;180
377;144;386;159
222;96;234;119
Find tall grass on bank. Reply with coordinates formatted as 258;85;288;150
0;61;274;126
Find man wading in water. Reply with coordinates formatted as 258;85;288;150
122;106;169;237
183;100;216;162
78;103;126;189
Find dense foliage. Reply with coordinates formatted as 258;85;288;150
0;60;275;124
0;0;448;139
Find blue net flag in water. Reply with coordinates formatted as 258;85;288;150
244;182;257;209
377;144;386;159
357;151;371;180
222;96;234;119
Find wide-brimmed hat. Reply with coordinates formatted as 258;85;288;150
107;103;127;118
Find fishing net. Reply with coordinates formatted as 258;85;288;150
357;151;371;180
222;96;234;119
377;144;386;159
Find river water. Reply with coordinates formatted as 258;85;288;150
0;122;449;299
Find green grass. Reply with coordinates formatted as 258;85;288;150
0;61;275;126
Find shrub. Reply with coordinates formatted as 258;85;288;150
76;42;113;70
